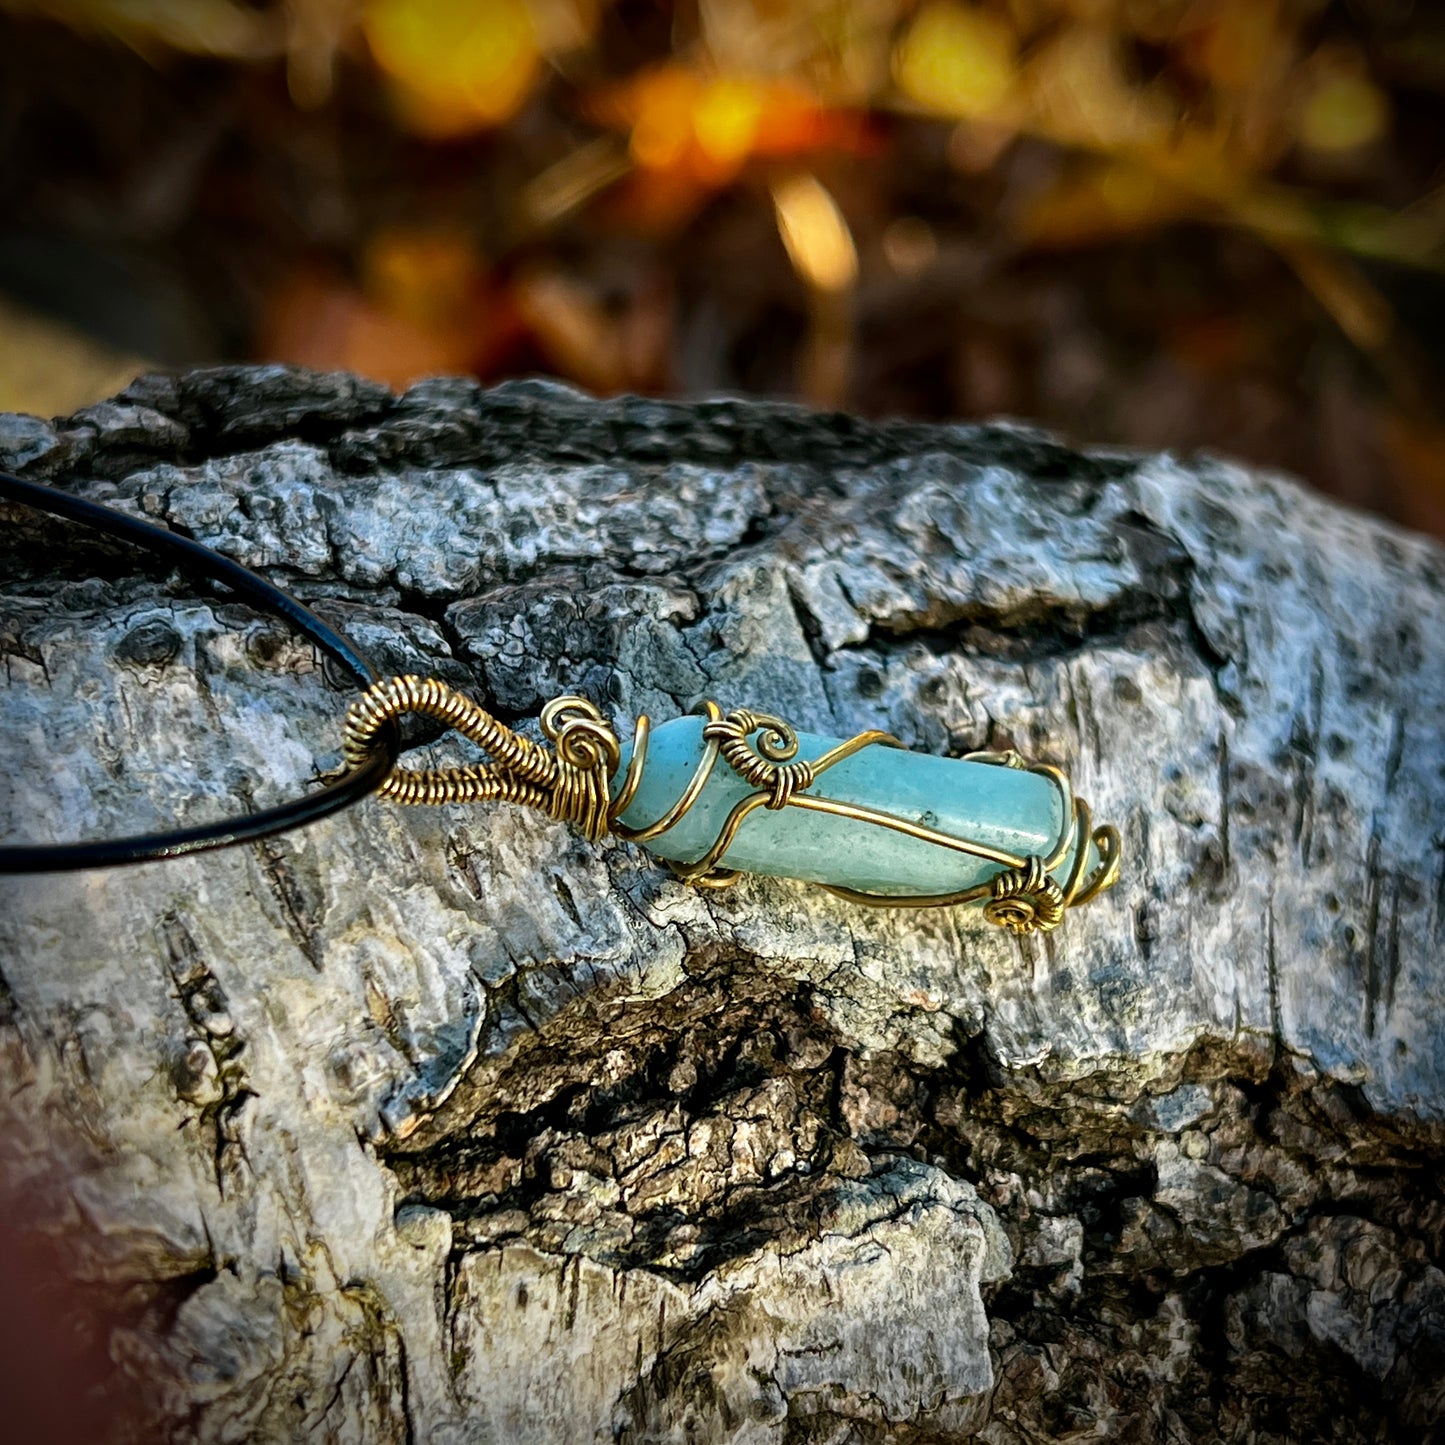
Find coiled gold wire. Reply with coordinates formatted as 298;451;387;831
342;675;614;840
702;709;816;808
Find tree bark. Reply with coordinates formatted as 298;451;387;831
1;366;1442;1443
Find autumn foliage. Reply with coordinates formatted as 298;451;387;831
1;0;1441;528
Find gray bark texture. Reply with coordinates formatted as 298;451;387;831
1;365;1443;1444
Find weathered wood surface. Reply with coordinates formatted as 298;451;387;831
1;366;1442;1443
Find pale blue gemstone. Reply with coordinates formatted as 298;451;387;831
610;716;1090;899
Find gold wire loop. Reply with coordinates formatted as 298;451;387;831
343;676;617;841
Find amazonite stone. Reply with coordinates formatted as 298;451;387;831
611;717;1092;899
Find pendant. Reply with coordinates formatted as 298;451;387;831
344;679;1120;934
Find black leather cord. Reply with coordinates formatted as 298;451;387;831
0;469;399;872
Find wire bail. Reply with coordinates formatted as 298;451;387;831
343;676;618;842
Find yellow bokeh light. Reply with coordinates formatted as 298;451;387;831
893;3;1016;121
1299;67;1388;153
693;77;766;167
363;0;539;134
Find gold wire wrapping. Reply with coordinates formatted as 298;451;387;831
342;676;617;842
983;856;1067;934
612;705;1119;932
702;709;817;807
344;679;1120;932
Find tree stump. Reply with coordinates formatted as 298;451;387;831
2;366;1442;1443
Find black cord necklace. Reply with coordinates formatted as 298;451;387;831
0;470;399;872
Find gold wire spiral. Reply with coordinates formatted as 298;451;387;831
982;856;1067;934
343;676;618;841
701;709;817;808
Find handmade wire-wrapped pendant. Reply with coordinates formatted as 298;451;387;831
0;468;1120;925
344;678;1120;934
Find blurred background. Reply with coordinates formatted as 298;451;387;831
0;0;1441;531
